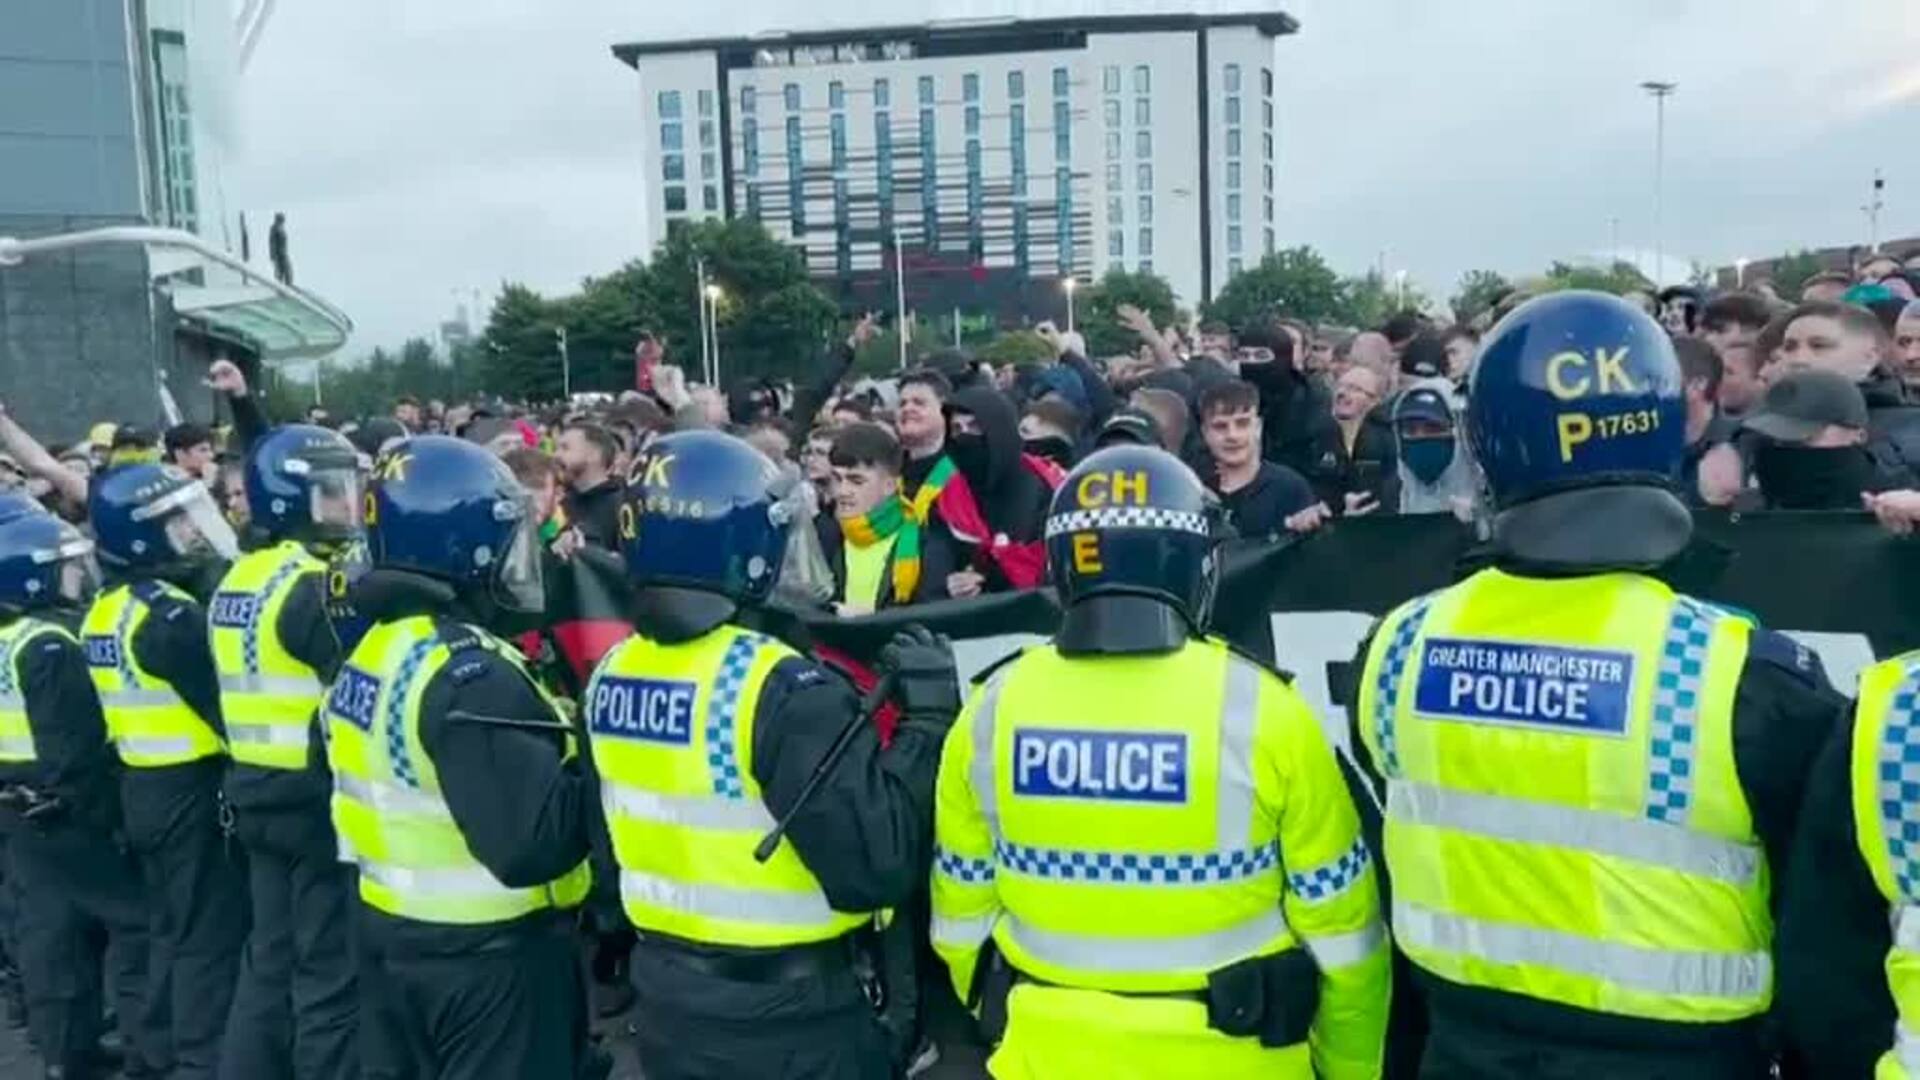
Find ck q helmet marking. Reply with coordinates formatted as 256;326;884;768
1045;445;1225;632
620;430;793;606
245;424;364;545
364;436;543;615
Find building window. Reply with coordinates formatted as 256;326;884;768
1227;194;1241;222
739;86;755;114
704;186;719;211
1139;259;1153;273
1104;99;1120;128
1103;66;1120;94
1225;97;1240;125
874;78;890;107
1105;131;1120;161
1108;195;1124;224
698;89;714;116
1138;195;1152;223
1265;226;1276;253
1264;195;1274;221
662;123;683;151
835;178;849;222
699;120;715;147
963;73;979;101
659;91;682;119
1225;129;1241;157
920;108;935;144
1135;130;1151;158
1228;225;1242;253
1135;98;1150;125
1227;161;1241;190
1264;132;1274;159
701;151;716;176
1053;66;1070;97
829;81;845;109
831;114;847;168
1265;164;1274;191
1225;64;1241;93
745;185;761;219
1109;229;1124;258
1054;99;1071;158
1263;99;1274;129
664;186;687;212
1228;257;1243;277
1139;227;1153;256
742;118;759;174
663;154;685;182
151;32;199;231
876;112;893;179
1137;163;1152;190
1106;162;1121;188
784;83;800;110
1133;65;1150;93
1008;70;1024;99
1011;105;1027;194
1262;67;1274;95
918;76;934;104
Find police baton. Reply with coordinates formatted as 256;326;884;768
753;672;896;864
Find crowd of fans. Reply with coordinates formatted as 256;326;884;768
5;247;1920;616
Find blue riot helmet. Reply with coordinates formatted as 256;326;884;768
0;508;100;614
0;492;46;527
365;436;543;617
1045;445;1227;655
245;424;364;547
622;430;797;639
1466;290;1689;567
91;463;240;575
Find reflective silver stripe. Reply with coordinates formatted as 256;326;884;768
1004;910;1290;974
1895;903;1920;1070
0;735;35;759
930;911;997;950
103;689;189;708
114;734;202;758
360;862;513;896
226;724;310;748
334;773;450;817
969;675;1006;835
1387;780;1761;886
0;693;25;710
1302;922;1387;970
602;782;775;833
1896;904;1920;952
619;869;840;927
218;674;321;696
1898;1020;1920;1075
1393;901;1770;1000
1216;658;1259;853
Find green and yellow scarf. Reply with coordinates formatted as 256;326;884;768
842;458;957;604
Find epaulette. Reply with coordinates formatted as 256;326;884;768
970;647;1028;687
1746;627;1832;693
1224;640;1296;685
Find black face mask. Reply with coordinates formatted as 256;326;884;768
1754;444;1875;510
948;430;991;485
1022;436;1076;470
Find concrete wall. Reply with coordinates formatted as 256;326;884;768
0;0;174;443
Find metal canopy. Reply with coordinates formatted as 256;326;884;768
0;225;353;359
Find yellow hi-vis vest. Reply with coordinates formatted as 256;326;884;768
1850;653;1920;1079
209;541;327;770
585;624;872;948
1359;567;1770;1024
0;617;76;763
324;615;591;925
82;582;225;768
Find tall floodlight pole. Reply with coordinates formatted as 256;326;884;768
1641;81;1677;286
1064;276;1078;335
1866;169;1886;252
695;258;712;385
705;285;724;387
893;226;909;369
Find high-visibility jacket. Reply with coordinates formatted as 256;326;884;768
0;616;76;764
209;541;327;770
585;624;872;949
1851;652;1920;1079
932;637;1389;1080
83;581;224;768
1358;567;1771;1025
325;615;590;925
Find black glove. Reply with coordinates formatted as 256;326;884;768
878;625;961;727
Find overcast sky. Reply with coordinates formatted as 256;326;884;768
239;0;1920;352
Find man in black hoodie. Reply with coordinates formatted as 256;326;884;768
942;386;1055;596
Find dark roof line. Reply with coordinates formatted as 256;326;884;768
612;11;1300;66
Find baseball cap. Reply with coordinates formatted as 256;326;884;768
1093;408;1162;449
1742;370;1868;443
87;422;118;451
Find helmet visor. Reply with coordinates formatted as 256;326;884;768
36;529;99;606
151;482;241;562
308;467;364;539
493;503;544;614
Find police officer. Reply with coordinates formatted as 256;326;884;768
930;443;1390;1079
325;435;592;1079
213;425;361;1079
84;463;247;1080
0;504;165;1078
1348;292;1843;1078
585;429;961;1080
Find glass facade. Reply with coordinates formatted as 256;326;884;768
698;89;714;116
1103;66;1120;94
739;85;755;114
1133;65;1150;93
963;73;979;101
919;75;934;104
1054;99;1070;159
1008;70;1025;99
785;115;804;227
875;78;890;107
1138;195;1152;223
1138;228;1153;256
1135;130;1151;158
1053;66;1069;97
1135;97;1150;125
658;91;682;119
829;81;845;109
784;83;800;110
151;32;199;231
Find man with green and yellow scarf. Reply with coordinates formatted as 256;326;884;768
823;423;957;613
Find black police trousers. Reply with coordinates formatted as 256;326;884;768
10;821;166;1077
219;805;356;1080
358;908;587;1080
627;938;893;1080
122;763;247;1080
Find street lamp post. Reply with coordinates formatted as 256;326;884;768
705;284;724;387
1640;80;1677;286
555;326;570;399
695;258;713;386
1063;276;1078;336
893;226;909;370
1734;257;1750;288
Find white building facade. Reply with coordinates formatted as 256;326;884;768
614;11;1294;313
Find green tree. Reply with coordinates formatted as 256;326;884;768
975;330;1056;368
637;219;837;384
1203;246;1348;334
1340;270;1433;331
1542;259;1653;295
1450;269;1512;324
1077;268;1179;358
1768;249;1825;299
850;315;940;376
559;260;657;395
482;283;566;402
